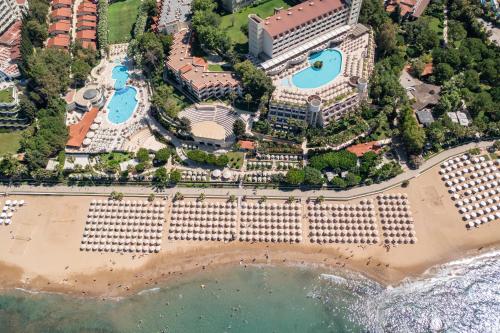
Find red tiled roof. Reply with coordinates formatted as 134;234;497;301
0;21;21;47
238;140;255;150
77;20;96;28
78;15;97;22
81;41;96;49
346;141;383;157
76;30;96;40
51;8;72;18
78;3;97;12
66;107;99;147
422;63;433;76
262;0;344;38
52;0;72;6
48;20;71;33
47;34;71;48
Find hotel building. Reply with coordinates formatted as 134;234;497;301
246;0;375;128
0;0;22;35
165;29;241;101
248;0;362;60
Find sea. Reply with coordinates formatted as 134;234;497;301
0;251;499;333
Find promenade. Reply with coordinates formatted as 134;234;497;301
0;140;494;200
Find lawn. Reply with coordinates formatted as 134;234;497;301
425;16;443;35
208;64;225;72
227;151;244;169
0;131;24;155
108;0;141;44
219;0;291;46
0;88;13;104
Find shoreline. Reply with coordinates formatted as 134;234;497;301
1;241;498;299
1;160;500;299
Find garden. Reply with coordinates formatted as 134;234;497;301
108;0;141;43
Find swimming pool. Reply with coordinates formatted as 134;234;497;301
107;64;138;124
112;65;129;90
291;49;343;89
107;86;138;124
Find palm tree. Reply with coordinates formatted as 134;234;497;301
244;93;252;110
198;193;206;202
228;91;237;107
174;192;184;201
228;194;237;203
286;196;295;204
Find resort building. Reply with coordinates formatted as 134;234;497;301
248;0;363;60
51;7;72;21
385;0;430;19
0;20;21;80
67;84;106;113
51;0;72;9
48;20;71;36
165;29;241;101
0;0;22;35
47;34;71;49
178;103;243;148
266;24;375;128
156;0;192;34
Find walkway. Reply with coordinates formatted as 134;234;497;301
0;141;495;199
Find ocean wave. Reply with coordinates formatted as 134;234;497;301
321;251;500;332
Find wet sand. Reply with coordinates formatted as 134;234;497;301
0;164;499;297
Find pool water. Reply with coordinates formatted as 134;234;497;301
112;65;129;90
291;49;343;89
107;86;138;124
107;64;138;124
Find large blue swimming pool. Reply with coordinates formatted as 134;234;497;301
291;49;343;89
107;65;138;124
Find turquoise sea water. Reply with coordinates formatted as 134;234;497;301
291;49;343;89
107;65;138;124
1;251;499;332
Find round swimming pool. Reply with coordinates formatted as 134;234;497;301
291;49;343;89
107;86;138;124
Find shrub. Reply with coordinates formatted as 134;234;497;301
313;60;323;69
97;0;108;51
135;162;146;173
154;148;171;165
136;148;150;163
170;169;181;183
286;168;305;185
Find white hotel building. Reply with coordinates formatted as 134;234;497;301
247;0;374;129
0;0;22;35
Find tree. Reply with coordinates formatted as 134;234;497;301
179;117;192;133
377;22;398;56
0;155;26;178
71;59;91;88
359;151;379;177
136;148;150;163
434;63;454;84
400;107;426;155
228;194;237;203
232;119;246;137
303;167;324;185
25;20;48;47
258;196;267;204
448;20;467;45
154;148;171;165
234;61;274;106
170;169;182;183
198;193;206;202
151;84;181;119
285;168;305;185
286;196;295;204
148;193;156;202
244;94;252;110
345;172;362;187
228;91;237;106
135;162;146;173
463;69;480;92
154;167;169;185
97;0;108;51
110;191;123;201
174;192;184;201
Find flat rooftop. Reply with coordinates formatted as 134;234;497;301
263;0;345;38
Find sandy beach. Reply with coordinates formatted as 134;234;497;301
0;163;499;298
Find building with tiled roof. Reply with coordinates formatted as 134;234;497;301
385;0;430;18
0;0;21;35
78;14;97;22
51;7;72;20
76;29;96;41
77;2;96;15
0;20;21;80
165;29;241;101
248;0;362;60
76;20;96;30
47;34;71;49
52;0;72;9
48;20;71;35
66;107;99;148
157;0;191;34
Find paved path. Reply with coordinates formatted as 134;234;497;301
0;141;495;200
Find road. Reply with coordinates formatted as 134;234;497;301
0;141;495;200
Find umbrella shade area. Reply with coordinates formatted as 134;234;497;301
81;199;166;253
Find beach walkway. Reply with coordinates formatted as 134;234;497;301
0;140;495;199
